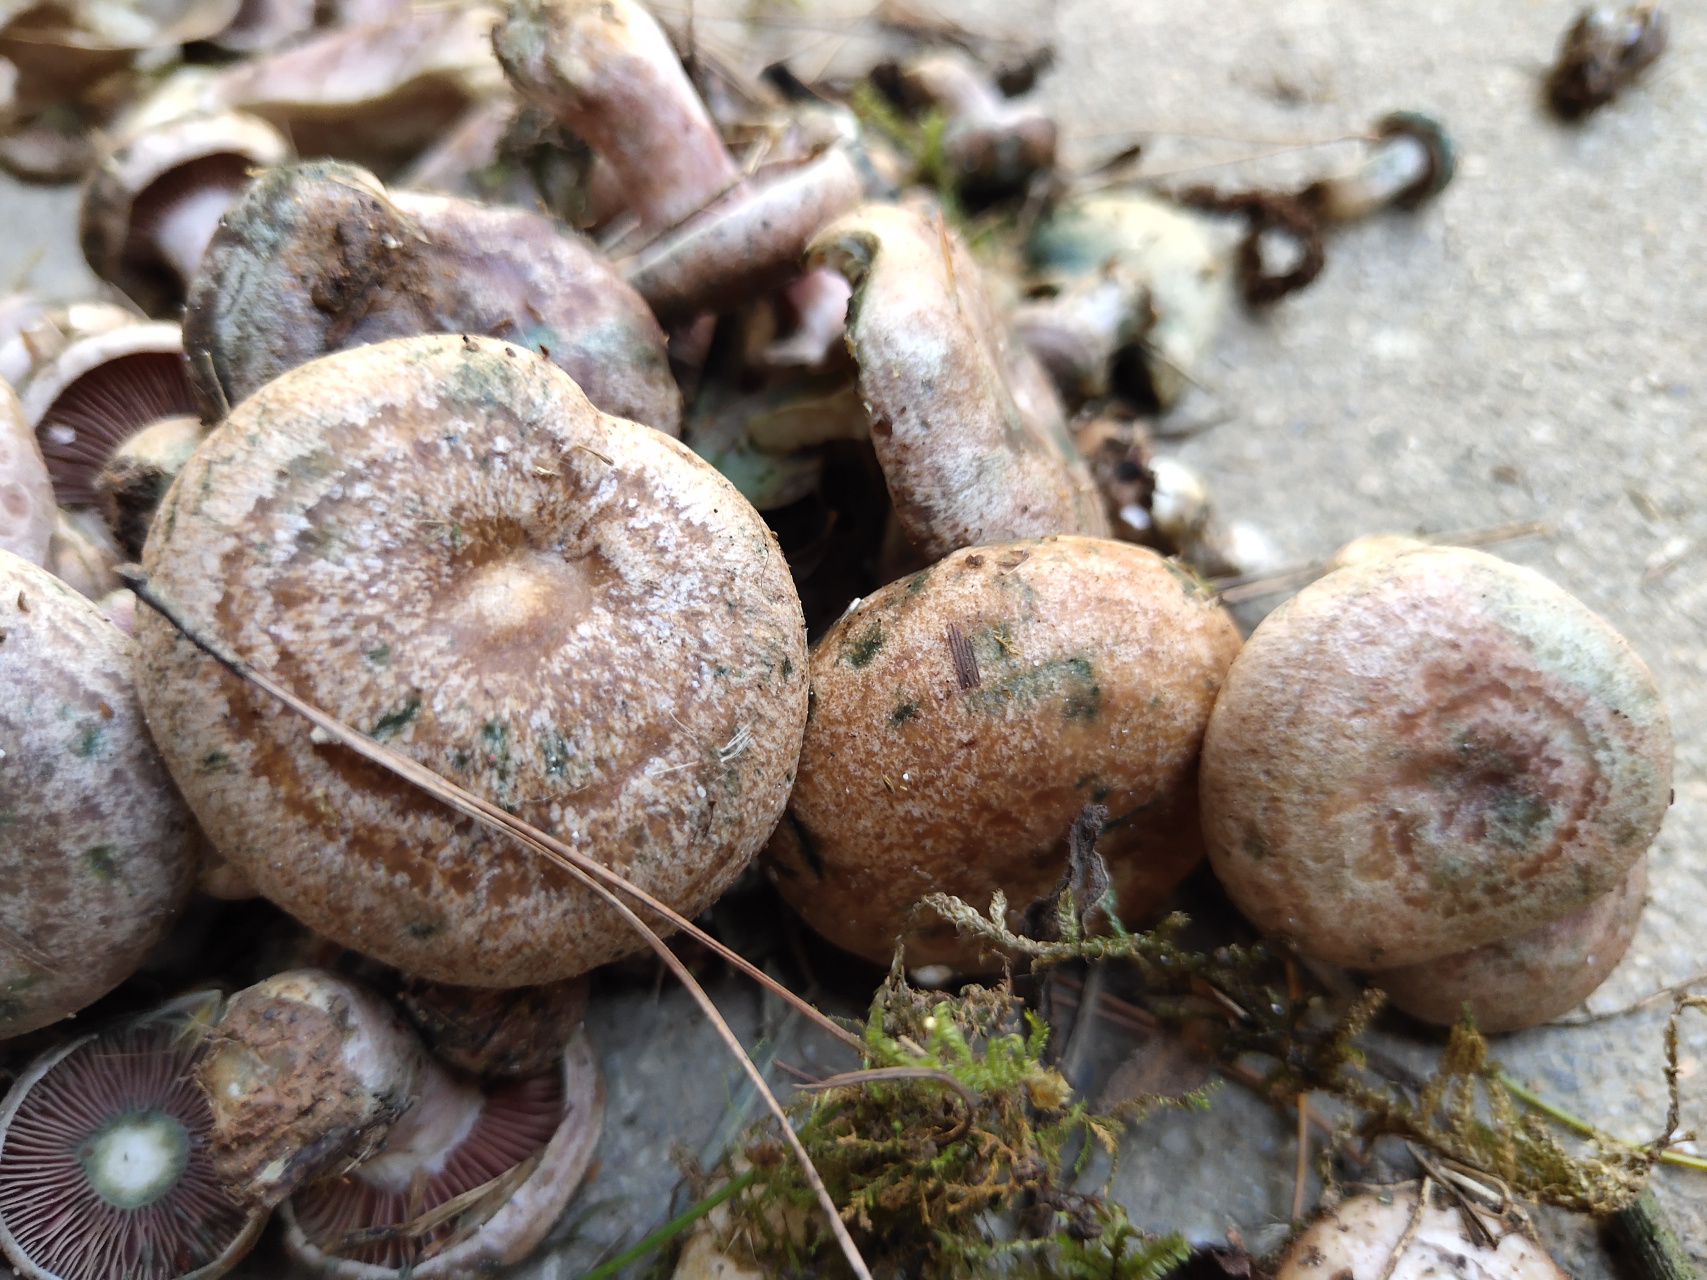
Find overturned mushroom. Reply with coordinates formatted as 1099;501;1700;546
136;334;807;986
0;380;53;565
806;202;1108;561
0;994;267;1280
18;321;198;510
81;110;291;317
0;551;197;1038
184;159;681;434
1027;192;1232;410
767;535;1241;968
197;969;602;1277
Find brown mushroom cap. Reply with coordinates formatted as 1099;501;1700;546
0;550;197;1038
766;535;1241;968
183;159;681;436
1201;546;1672;970
1273;1183;1569;1280
807;203;1108;563
135;334;807;986
0;381;53;566
80;110;292;317
395;975;589;1078
1372;854;1647;1033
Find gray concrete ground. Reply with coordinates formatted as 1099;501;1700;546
5;0;1705;1275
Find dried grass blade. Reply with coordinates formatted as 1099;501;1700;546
123;569;874;1280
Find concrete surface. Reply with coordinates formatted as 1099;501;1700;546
6;0;1705;1275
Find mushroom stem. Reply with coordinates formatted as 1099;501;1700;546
151;183;238;290
1315;133;1429;221
349;1062;486;1195
1306;113;1455;222
198;970;429;1210
495;0;738;230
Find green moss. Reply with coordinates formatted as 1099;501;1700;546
890;700;920;727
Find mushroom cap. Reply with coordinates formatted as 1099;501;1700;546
19;322;197;508
183;160;681;436
95;413;210;559
1201;545;1672;970
205;6;505;174
0;380;53;565
766;535;1241;968
1372;854;1647;1033
0;996;267;1280
807;202;1108;563
283;1027;603;1278
135;334;808;986
0;550;196;1039
1274;1183;1568;1280
80;110;291;316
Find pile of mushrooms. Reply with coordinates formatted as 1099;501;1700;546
0;0;1674;1277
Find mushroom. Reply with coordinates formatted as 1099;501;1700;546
0;379;53;566
197;969;433;1207
1372;854;1648;1032
94;413;209;559
1026;192;1233;410
877;48;1058;203
618;145;868;327
1011;264;1151;406
204;4;506;176
135;334;808;986
183;159;682;436
18;320;198;510
1200;545;1672;972
1274;1183;1569;1280
0;994;268;1280
493;0;739;232
44;508;125;599
0;299;136;390
765;535;1242;968
80;110;292;318
805;202;1109;562
684;374;870;512
394;975;589;1078
195;969;602;1277
0;550;197;1039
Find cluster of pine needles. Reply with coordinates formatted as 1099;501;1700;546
688;807;1701;1278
